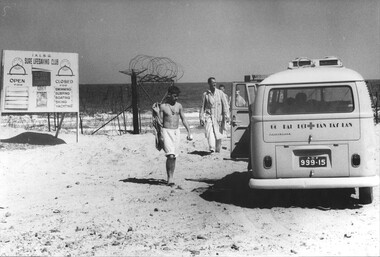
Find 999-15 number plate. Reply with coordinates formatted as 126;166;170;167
299;156;327;167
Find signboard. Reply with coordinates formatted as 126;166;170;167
1;50;79;113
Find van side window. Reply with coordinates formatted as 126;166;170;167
268;86;354;115
235;84;248;107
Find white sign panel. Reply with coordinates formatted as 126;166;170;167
1;50;79;113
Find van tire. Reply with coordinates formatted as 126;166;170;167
359;187;373;204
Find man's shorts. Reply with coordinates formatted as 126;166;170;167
162;128;180;157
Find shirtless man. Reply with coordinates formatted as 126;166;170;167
152;86;193;185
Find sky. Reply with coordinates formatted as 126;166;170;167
0;0;379;84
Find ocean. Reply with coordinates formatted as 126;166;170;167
0;82;232;134
80;82;233;115
43;82;232;133
80;80;380;114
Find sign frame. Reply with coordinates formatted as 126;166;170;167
0;50;80;141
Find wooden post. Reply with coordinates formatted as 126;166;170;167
120;85;127;133
48;113;51;132
76;112;79;142
131;70;140;134
55;113;65;138
54;112;57;131
79;113;83;134
117;115;121;135
119;68;146;134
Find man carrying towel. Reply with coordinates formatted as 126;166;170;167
152;85;193;186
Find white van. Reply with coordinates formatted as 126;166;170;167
231;57;379;204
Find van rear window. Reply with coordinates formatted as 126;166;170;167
268;86;354;115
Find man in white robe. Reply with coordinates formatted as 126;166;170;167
199;77;230;153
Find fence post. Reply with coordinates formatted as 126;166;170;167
131;70;140;134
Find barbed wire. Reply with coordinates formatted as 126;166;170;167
128;55;184;83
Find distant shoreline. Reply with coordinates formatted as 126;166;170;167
0;110;201;135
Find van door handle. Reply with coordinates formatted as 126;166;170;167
231;115;242;127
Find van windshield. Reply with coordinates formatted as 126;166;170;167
268;86;354;115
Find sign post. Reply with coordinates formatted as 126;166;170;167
0;50;79;141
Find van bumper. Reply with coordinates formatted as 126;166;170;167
249;175;379;189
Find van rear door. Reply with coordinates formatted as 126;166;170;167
230;83;256;158
263;83;359;178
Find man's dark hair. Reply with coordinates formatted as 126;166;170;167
168;85;180;95
219;84;225;89
208;77;215;83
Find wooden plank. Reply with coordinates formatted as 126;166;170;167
6;92;29;97
4;104;28;109
4;96;29;101
6;87;29;92
5;100;28;105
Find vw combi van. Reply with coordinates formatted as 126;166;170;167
230;57;379;204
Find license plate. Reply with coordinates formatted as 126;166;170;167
299;156;327;167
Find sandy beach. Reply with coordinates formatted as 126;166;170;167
0;125;379;256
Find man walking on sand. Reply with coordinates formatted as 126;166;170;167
152;85;193;186
199;77;230;153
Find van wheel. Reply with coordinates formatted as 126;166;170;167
359;187;373;204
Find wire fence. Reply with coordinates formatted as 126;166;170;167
129;55;184;83
367;80;380;124
372;92;379;124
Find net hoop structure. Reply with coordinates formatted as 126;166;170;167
117;55;184;134
127;55;184;83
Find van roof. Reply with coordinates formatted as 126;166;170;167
260;67;364;85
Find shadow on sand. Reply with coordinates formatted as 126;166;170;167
188;150;212;156
0;132;66;145
195;172;363;210
119;177;168;186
